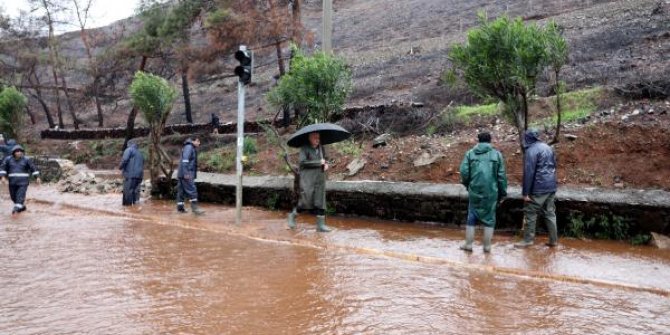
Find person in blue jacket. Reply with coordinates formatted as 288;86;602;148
515;129;559;248
0;145;40;215
0;138;17;161
119;139;144;206
176;137;204;215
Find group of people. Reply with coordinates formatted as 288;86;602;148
2;127;557;250
458;129;558;252
118;137;205;215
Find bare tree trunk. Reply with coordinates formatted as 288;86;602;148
181;64;193;123
275;40;285;76
25;106;36;125
59;74;81;129
123;56;148;150
550;71;562;145
291;0;302;44
28;72;55;128
93;80;104;127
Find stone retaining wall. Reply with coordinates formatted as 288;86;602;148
40;121;267;140
156;172;670;234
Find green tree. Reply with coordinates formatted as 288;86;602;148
544;21;569;144
0;87;28;141
447;14;568;151
129;71;177;187
267;47;352;126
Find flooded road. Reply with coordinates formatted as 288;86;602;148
1;187;670;334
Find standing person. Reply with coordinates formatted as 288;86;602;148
287;132;331;232
515;129;559;248
459;132;508;253
0;138;16;161
119;139;144;206
0;145;40;215
176;137;204;215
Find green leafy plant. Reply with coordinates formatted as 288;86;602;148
267;46;353;126
243;137;258;156
0;86;28;140
266;193;280;210
565;213;632;240
447;13;568;151
129;71;177;186
332;139;362;158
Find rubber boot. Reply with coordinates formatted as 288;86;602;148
177;203;187;213
191;201;205;216
459;225;475;252
546;221;559;247
316;215;331;232
483;227;494;253
287;209;297;230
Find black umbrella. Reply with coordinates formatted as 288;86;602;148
287;123;351;148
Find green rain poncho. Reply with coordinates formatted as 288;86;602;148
298;144;326;210
459;143;508;227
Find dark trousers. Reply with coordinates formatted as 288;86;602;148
122;178;143;206
176;178;198;206
9;184;28;208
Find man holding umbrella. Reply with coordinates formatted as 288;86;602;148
287;123;350;232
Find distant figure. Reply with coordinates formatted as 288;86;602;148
287;132;331;232
176;137;204;215
459;132;508;253
0;138;16;161
119;139;144;206
211;113;220;133
515;129;559;248
0;145;40;215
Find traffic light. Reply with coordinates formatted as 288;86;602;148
234;47;253;85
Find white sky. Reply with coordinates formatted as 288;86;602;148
0;0;140;32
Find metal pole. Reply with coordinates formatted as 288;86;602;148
235;47;246;225
322;0;333;53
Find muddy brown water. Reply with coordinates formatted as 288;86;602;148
1;187;670;334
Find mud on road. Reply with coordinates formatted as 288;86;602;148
1;187;670;334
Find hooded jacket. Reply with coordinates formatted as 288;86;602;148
177;139;198;179
0;139;17;160
522;130;558;196
0;145;39;186
119;141;144;179
459;143;508;227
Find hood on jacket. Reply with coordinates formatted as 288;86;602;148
127;139;138;149
6;139;16;147
473;142;493;154
184;138;193;146
11;145;24;154
524;129;540;148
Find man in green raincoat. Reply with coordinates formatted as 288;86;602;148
459;132;508;252
287;132;331;232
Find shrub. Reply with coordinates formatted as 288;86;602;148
332;139;362;158
267;47;352;126
243;137;258;156
564;213;632;241
0;86;28;140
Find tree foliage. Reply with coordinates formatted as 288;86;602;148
447;14;569;150
0;86;28;140
267;47;352;125
130;71;177;125
129;71;176;186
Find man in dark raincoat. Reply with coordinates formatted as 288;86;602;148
176;137;204;215
287;132;331;232
119;140;144;206
459;132;508;252
0;145;40;215
515;129;559;248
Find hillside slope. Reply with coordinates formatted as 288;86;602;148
15;0;670;128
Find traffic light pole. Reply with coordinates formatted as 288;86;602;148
322;0;333;53
235;78;245;225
